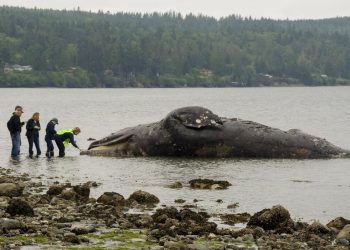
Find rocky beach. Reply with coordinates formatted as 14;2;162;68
0;167;350;250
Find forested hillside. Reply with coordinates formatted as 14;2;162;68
1;6;350;87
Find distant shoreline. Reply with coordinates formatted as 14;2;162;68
1;84;350;89
1;6;350;89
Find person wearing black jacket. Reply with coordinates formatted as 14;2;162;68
45;118;58;158
7;106;25;157
26;112;41;158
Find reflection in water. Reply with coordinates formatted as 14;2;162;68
0;87;350;223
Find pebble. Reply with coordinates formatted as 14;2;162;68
242;234;254;242
0;218;26;230
64;233;80;244
71;223;96;235
338;238;349;246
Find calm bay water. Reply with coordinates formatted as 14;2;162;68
0;87;350;223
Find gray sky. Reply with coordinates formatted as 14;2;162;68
0;0;349;20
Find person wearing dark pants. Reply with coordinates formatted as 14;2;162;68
10;133;21;157
7;106;25;158
54;127;81;157
45;118;58;158
26;112;41;158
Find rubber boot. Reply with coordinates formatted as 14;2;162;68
49;151;54;158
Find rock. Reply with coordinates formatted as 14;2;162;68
247;205;293;230
97;192;125;206
327;217;350;231
87;138;96;141
0;196;10;208
82;202;122;221
135;214;153;227
84;181;99;188
167;182;183;189
231;227;265;239
119;220;134;229
0;176;13;183
337;224;350;241
73;184;90;201
52;184;90;202
71;223;96;235
294;221;308;232
152;207;216;236
50;196;67;206
56;223;72;229
188;243;209;250
227;203;239;209
150;247;164;250
0;183;24;197
149;229;165;239
307;221;331;234
64;232;80;244
182;204;197;209
189;179;231;190
87;198;97;204
46;184;66;196
164;241;188;249
59;189;77;201
0;218;26;230
181;209;210;222
220;213;251;225
242;233;254;242
35;194;50;205
55;215;75;223
0;178;24;188
128;190;160;204
307;233;329;248
127;214;154;227
6;198;34;216
338;238;349;246
175;199;186;204
208;233;216;239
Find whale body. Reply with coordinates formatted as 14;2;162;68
82;106;350;159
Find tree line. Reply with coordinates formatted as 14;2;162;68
0;6;350;87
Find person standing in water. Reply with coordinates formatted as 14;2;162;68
45;118;58;158
54;127;81;157
7;106;25;158
26;112;41;158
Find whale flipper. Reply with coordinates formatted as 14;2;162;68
88;132;133;150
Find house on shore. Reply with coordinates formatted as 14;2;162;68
4;64;33;73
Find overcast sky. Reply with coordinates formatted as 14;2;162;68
0;0;349;20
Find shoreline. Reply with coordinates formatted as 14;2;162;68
1;85;350;89
0;167;349;249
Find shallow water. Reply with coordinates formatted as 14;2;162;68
0;87;350;223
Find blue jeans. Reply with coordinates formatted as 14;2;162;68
11;132;21;157
27;134;41;156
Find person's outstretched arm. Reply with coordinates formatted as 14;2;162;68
69;134;79;149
